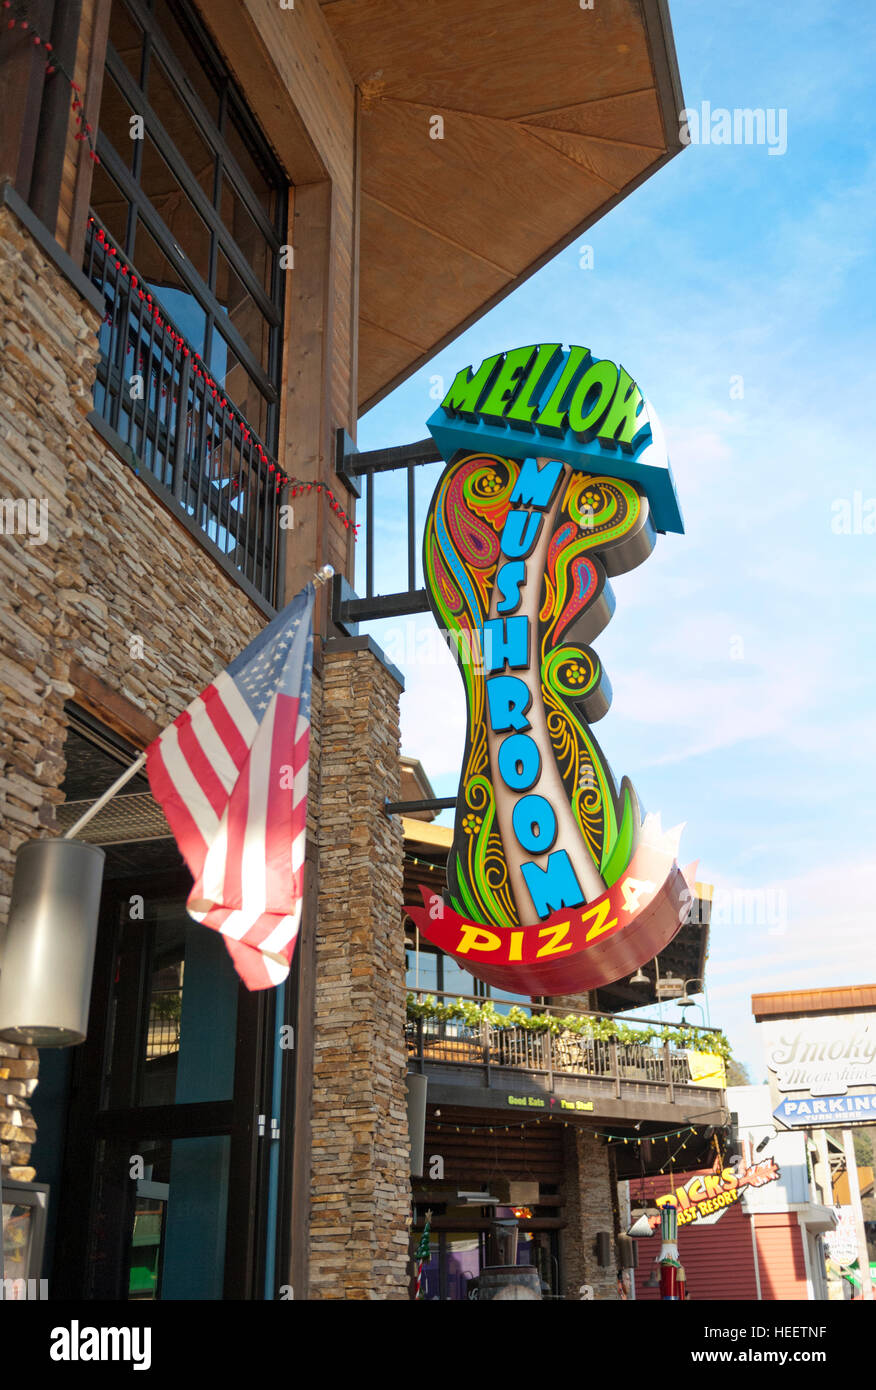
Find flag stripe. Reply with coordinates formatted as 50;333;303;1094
145;586;315;991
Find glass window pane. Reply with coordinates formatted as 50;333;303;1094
140;136;211;283
90;1134;231;1300
133;218;207;356
89;163;130;252
98;71;137;170
215;248;271;373
107;0;143;83
153;0;221;121
147;57;215;201
137;903;239;1106
220;175;272;292
487;988;533;1018
442;954;478;999
207;331;269;441
160;1135;230;1299
225;101;277;220
406;946;439;994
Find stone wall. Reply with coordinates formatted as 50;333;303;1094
309;642;410;1298
560;1126;620;1300
0;201;268;1179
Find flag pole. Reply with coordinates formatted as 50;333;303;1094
61;566;334;843
62;752;148;841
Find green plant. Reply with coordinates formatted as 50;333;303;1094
405;993;732;1060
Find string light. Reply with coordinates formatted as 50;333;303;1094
404;854;447;871
288;480;360;536
1;4;99;163
87;217;304;498
429;1118;713;1142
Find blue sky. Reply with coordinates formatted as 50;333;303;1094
354;0;876;1078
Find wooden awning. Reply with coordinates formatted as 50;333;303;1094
322;0;685;409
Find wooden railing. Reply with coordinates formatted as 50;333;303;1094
406;989;724;1100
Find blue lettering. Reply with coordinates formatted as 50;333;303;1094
512;795;558;852
497;733;541;791
481;616;529;672
495;560;526;614
521;850;585;918
486;676;532;732
509;456;564;509
500;509;542;559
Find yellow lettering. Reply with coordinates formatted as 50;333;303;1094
536;921;572;957
509;929;524;961
583;898;619;942
456;923;503;955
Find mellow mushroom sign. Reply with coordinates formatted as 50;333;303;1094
407;342;696;994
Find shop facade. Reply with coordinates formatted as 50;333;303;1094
404;814;727;1299
625;1084;836;1301
0;0;692;1299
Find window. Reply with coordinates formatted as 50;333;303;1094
92;0;286;450
405;938;536;1015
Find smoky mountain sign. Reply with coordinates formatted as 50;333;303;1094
761;1012;876;1130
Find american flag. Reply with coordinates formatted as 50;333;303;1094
146;584;314;990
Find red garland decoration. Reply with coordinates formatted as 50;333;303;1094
1;1;99;164
89;216;296;490
89;219;358;536
287;480;360;535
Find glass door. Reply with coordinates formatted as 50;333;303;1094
53;868;272;1300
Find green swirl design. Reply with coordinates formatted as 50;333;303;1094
423;453;650;927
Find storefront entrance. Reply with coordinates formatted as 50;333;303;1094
412;1210;559;1300
41;715;277;1300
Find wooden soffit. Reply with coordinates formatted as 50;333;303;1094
320;0;685;411
752;985;876;1021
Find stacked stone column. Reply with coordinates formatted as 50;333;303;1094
308;641;410;1298
559;1126;619;1300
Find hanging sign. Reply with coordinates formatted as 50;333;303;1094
654;1160;781;1227
761;1012;876;1129
407;342;693;994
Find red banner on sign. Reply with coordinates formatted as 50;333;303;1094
407;845;693;995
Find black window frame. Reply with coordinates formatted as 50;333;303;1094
96;0;287;451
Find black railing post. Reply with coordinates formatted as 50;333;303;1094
664;1042;674;1102
172;352;192;504
407;462;416;591
366;471;374;598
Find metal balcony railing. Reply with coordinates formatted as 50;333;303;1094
406;989;723;1100
84;214;281;602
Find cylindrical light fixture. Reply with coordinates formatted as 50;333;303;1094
406;1073;428;1177
0;839;105;1046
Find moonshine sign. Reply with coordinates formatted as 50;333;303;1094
761;1011;876;1129
407;342;694;995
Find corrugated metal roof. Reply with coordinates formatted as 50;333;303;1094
751;985;876;1020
